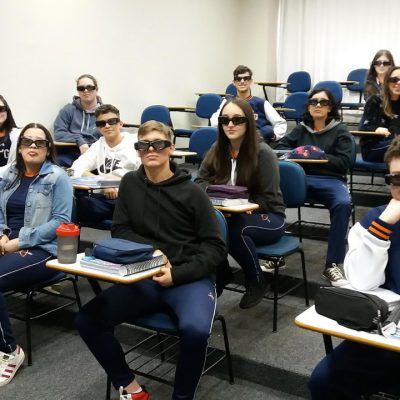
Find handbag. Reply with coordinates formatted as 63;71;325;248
93;238;154;264
314;287;389;331
206;184;249;199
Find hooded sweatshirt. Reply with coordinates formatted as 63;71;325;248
276;120;353;179
71;132;141;177
54;96;102;146
111;163;227;286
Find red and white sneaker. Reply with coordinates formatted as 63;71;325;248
119;386;150;400
0;345;25;387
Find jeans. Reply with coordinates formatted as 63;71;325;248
76;278;216;400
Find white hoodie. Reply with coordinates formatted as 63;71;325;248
71;131;140;178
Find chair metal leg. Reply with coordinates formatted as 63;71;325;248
105;376;111;400
299;248;309;306
273;262;279;332
71;277;82;309
26;291;34;366
215;314;234;384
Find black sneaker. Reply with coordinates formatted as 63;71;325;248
322;263;348;287
239;280;269;309
261;256;286;273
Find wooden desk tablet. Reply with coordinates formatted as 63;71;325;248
214;203;259;213
288;159;329;164
46;253;162;285
295;306;400;353
54;141;78;147
274;107;296;112
168;106;196;113
340;80;359;86
350;130;388;136
171;150;197;158
254;82;289;101
195;92;227;97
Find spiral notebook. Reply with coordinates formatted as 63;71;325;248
80;253;166;276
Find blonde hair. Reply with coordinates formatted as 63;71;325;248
138;120;172;141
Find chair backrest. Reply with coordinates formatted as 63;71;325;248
225;83;237;97
287;71;311;93
214;209;228;243
278;160;307;208
196;93;223;120
188;127;217;162
141;105;172;126
346;68;368;92
283;92;309;121
313;81;343;104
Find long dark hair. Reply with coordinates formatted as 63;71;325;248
382;66;400;118
202;97;261;190
302;89;340;127
0;95;18;135
366;49;395;82
14;123;57;177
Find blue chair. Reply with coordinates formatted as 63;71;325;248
105;209;234;399
173;93;222;144
140;105;173;127
341;69;368;108
282;92;309;124
7;272;81;365
273;71;311;107
313;81;343;104
256;160;309;332
188;127;217;164
225;83;237;97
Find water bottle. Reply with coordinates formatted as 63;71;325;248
56;223;80;264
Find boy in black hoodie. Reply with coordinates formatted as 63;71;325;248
76;121;226;400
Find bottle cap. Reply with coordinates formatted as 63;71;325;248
56;223;80;237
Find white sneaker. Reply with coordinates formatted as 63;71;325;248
0;345;25;386
322;264;348;287
260;256;286;273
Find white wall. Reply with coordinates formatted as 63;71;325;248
2;0;277;131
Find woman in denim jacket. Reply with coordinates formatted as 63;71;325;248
0;123;73;387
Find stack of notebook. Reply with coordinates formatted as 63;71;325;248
80;254;165;276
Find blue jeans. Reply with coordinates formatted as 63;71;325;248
76;278;216;400
309;340;400;399
0;248;55;353
227;212;285;284
306;175;352;264
75;192;115;225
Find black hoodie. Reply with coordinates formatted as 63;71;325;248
111;163;227;286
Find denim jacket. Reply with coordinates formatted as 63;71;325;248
0;160;73;256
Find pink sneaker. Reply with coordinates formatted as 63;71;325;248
0;345;25;386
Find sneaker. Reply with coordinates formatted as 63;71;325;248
119;386;150;400
239;280;269;309
322;264;348;287
0;345;25;387
261;256;286;273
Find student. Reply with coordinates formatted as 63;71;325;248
71;104;141;225
196;98;286;309
76;121;226;400
0;123;72;386
360;66;400;163
54;74;102;167
309;135;400;399
364;49;395;100
210;65;287;143
0;95;20;174
276;89;353;286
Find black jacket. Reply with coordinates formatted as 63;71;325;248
111;163;226;286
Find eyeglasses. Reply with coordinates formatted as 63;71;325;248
307;98;331;107
218;116;248;125
77;85;97;92
0;106;7;113
95;118;120;128
374;61;391;67
388;76;400;84
134;140;172;152
20;138;49;148
233;75;252;82
385;173;400;186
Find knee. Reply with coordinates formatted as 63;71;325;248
180;322;211;344
308;363;330;399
